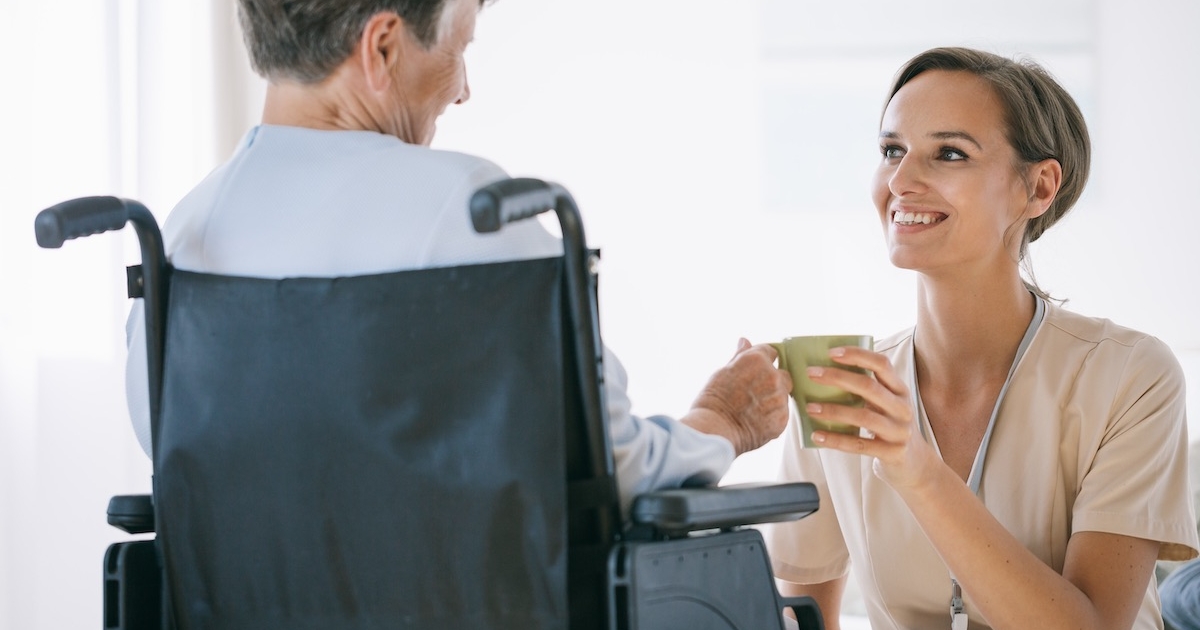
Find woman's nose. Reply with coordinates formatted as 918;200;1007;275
887;154;927;196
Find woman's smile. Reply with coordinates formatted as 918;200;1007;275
890;209;947;227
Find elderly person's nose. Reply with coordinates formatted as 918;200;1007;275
456;73;471;105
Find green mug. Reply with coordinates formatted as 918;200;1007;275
771;335;874;448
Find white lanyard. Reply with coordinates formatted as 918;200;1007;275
913;296;1046;630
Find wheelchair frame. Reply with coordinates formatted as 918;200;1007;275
36;179;825;630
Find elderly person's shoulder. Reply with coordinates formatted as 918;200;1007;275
250;124;501;169
239;124;508;192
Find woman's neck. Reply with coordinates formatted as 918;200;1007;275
913;272;1037;392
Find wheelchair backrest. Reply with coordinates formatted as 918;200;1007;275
154;259;574;630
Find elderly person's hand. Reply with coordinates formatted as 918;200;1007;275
682;339;793;455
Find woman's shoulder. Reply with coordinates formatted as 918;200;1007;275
1043;302;1177;358
1040;301;1183;388
1044;301;1159;345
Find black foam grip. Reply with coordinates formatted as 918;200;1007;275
34;196;129;248
469;178;558;234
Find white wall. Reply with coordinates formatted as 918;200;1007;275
437;0;1200;483
1;0;1197;627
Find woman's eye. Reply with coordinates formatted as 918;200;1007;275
881;145;904;159
940;147;968;161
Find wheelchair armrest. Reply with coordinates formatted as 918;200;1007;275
782;595;826;630
107;494;156;534
630;482;818;536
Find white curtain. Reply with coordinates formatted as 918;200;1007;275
0;2;261;627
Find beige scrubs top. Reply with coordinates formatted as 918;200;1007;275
767;302;1199;629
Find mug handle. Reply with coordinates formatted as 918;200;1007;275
770;342;788;373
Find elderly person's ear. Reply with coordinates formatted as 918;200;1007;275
357;12;407;93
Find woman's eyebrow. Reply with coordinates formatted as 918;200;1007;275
877;130;984;152
929;130;983;150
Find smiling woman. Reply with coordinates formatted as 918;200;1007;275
874;50;1090;304
874;71;1068;293
768;47;1199;630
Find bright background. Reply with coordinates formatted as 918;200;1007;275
2;0;1197;627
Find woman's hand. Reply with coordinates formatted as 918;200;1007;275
808;349;1164;630
805;346;939;489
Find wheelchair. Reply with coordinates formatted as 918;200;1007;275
35;178;825;630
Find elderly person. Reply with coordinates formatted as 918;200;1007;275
124;0;791;512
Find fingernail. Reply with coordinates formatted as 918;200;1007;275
829;347;846;358
806;366;824;378
806;403;822;414
812;432;826;444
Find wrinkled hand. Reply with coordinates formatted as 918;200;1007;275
803;346;938;489
685;338;793;455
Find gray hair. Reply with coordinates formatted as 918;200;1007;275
236;0;478;83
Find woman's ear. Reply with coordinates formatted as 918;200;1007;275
1027;158;1063;219
356;12;406;93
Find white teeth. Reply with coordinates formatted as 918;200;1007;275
893;211;938;225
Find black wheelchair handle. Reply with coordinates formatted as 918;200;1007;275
34;195;131;248
33;195;169;454
469;177;567;234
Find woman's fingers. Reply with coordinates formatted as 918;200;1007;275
811;426;908;460
806;362;910;425
805;348;941;489
829;346;908;396
804;347;915;447
807;400;912;444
